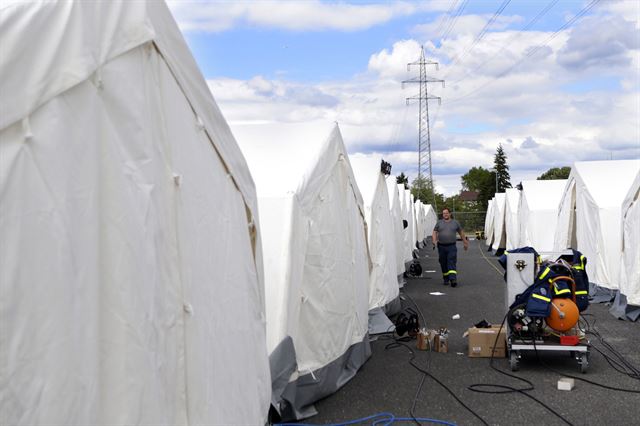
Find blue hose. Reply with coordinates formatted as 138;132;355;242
276;412;456;426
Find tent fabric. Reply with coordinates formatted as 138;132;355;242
0;1;271;425
505;188;521;250
554;160;640;294
492;193;507;250
518;180;566;252
398;185;413;262
350;155;399;312
235;124;371;418
424;204;438;239
621;171;640;306
386;178;406;277
410;193;418;246
485;198;495;247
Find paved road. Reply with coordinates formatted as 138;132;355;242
299;239;640;426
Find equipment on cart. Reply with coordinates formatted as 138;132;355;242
501;249;591;373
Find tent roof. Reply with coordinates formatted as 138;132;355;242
573;160;640;207
521;180;566;210
505;188;520;212
0;0;259;219
350;154;383;207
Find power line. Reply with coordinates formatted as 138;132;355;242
439;0;469;45
446;0;600;104
433;0;460;42
447;0;559;86
443;0;512;80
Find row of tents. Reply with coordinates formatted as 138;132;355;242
484;160;640;321
0;2;438;425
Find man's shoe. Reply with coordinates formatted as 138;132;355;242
450;279;457;288
443;280;449;286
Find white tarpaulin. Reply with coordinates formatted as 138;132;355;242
505;188;521;250
554;160;640;293
622;171;640;306
492;193;507;250
485;198;495;247
0;1;271;425
424;204;438;238
234;123;370;418
386;178;406;276
350;155;399;311
398;185;414;262
518;180;566;252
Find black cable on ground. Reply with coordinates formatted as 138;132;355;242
466;314;575;426
579;314;640;380
393;262;491;426
384;339;490;426
526;315;640;393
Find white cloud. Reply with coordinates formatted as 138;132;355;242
413;13;522;41
167;0;443;33
202;5;639;196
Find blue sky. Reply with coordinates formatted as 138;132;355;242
168;0;639;194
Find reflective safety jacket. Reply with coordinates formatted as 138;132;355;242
558;249;589;311
511;261;574;317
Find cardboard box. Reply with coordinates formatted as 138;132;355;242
467;326;506;358
435;333;448;353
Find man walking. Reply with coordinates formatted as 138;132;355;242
432;207;468;287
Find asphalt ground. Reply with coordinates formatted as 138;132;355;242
295;239;640;426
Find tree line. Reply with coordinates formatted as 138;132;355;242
397;144;571;214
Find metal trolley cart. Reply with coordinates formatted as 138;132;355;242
508;336;591;373
504;251;591;373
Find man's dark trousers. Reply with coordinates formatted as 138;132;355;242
438;242;457;283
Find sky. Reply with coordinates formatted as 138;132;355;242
167;0;640;195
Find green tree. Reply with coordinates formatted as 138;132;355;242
537;166;571;180
494;143;511;192
411;175;444;208
396;172;409;189
461;166;495;209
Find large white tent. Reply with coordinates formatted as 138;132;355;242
554;160;640;318
234;123;371;419
424;204;438;239
505;188;521;250
621;170;640;308
485;198;495;247
492;193;507;250
518;180;566;252
0;1;271;424
398;185;415;263
350;155;400;317
386;178;406;282
415;201;425;246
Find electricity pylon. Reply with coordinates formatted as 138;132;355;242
402;46;444;205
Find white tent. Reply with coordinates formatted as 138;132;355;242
621;171;640;307
234;123;371;419
492;193;507;250
0;1;271;425
424;204;438;239
386;178;406;279
398;185;415;262
350;155;399;315
518;180;566;252
485;198;495;246
554;160;640;296
408;192;418;248
414;201;425;246
505;188;521;250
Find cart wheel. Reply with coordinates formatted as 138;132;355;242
579;353;588;374
509;351;520;372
